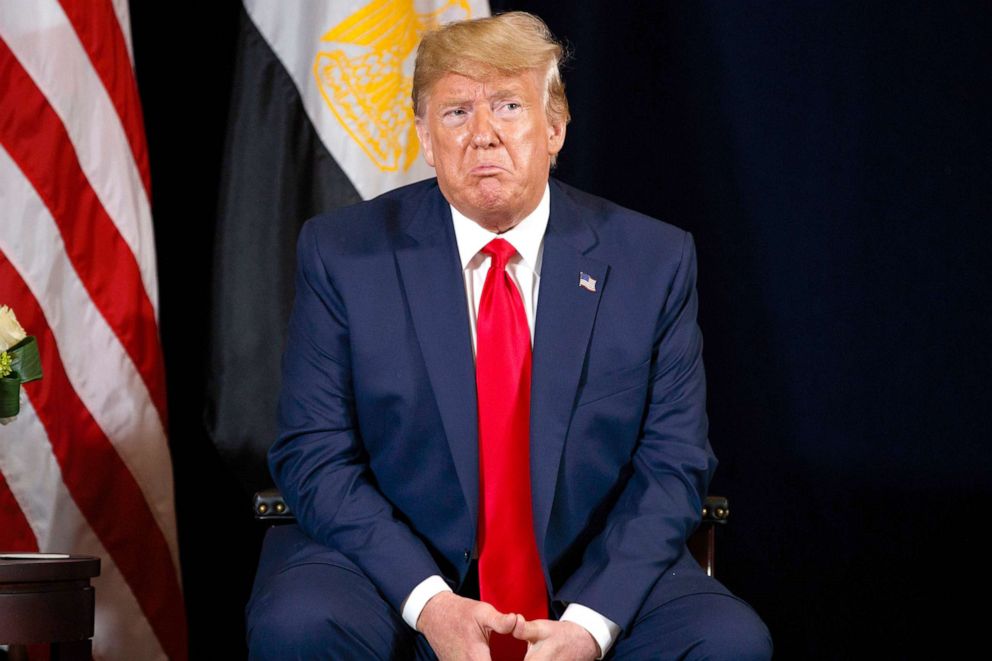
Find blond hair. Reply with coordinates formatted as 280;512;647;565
412;11;570;127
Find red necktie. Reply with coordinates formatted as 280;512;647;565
475;238;547;660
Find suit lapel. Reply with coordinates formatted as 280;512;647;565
393;181;609;556
395;186;479;524
531;182;609;552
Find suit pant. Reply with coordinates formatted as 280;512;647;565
247;525;772;660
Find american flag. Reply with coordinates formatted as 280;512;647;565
0;2;186;659
579;271;597;292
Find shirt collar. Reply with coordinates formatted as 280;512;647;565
450;184;550;275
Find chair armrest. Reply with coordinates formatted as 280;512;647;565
253;489;729;525
688;495;729;577
701;495;729;525
253;487;293;521
252;489;730;577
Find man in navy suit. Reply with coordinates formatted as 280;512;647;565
248;12;770;660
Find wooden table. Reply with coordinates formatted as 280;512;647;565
0;554;100;660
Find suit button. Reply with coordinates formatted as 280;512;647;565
463;550;470;562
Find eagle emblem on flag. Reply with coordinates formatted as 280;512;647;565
314;0;474;173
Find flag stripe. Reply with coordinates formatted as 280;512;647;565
0;37;168;424
57;0;152;195
108;0;133;59
0;255;186;661
207;5;362;485
209;0;487;485
0;471;38;552
0;399;166;660
0;1;160;315
1;4;184;657
0;144;178;570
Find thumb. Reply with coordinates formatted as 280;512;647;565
511;613;528;639
489;610;519;635
510;617;544;642
511;615;533;640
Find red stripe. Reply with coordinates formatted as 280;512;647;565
0;471;40;552
0;38;167;426
0;254;187;661
57;0;152;196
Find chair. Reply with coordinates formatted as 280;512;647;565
253;489;729;577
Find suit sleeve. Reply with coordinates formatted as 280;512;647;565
555;231;717;631
268;221;443;611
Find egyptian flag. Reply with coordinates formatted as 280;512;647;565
209;0;490;489
0;1;186;659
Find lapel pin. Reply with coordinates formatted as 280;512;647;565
579;272;597;292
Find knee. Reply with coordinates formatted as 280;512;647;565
247;586;340;659
246;566;413;660
617;592;772;661
689;596;772;661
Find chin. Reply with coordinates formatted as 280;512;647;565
470;178;514;209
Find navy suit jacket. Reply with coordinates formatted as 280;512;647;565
270;177;716;632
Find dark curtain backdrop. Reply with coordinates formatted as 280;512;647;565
131;1;990;657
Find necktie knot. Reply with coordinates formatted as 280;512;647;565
482;238;517;271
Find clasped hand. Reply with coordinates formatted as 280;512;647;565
417;592;600;661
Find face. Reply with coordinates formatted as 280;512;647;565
415;70;566;232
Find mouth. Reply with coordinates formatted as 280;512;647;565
469;164;505;176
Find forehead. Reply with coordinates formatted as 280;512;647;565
428;70;542;104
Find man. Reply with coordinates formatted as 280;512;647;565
248;12;770;660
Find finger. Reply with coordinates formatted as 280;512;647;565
523;637;559;661
489;611;519;635
476;602;518;635
512;617;552;642
511;613;527;639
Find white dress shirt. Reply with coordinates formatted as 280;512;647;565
401;185;621;658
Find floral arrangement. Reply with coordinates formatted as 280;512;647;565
0;305;42;422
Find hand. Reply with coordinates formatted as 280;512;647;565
511;617;600;661
417;592;518;660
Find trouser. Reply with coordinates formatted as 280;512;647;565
247;525;772;660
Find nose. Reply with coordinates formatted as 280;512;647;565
470;108;498;148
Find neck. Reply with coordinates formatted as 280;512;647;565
460;203;536;234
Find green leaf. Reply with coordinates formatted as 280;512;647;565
0;376;20;417
9;336;42;383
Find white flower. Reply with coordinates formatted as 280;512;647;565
0;305;27;352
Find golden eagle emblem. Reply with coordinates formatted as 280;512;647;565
314;0;473;172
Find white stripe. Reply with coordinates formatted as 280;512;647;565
0;145;180;576
109;0;134;63
0;400;166;661
0;0;159;316
243;0;490;201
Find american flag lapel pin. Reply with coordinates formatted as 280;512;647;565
579;272;597;292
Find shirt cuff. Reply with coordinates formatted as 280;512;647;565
560;603;621;659
401;575;453;630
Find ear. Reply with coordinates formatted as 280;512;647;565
547;118;566;157
415;117;435;167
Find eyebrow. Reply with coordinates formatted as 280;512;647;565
488;88;523;99
437;88;524;108
437;96;473;108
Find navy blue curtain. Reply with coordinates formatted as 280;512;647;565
135;1;990;656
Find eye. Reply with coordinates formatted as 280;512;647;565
440;107;470;126
496;101;523;117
